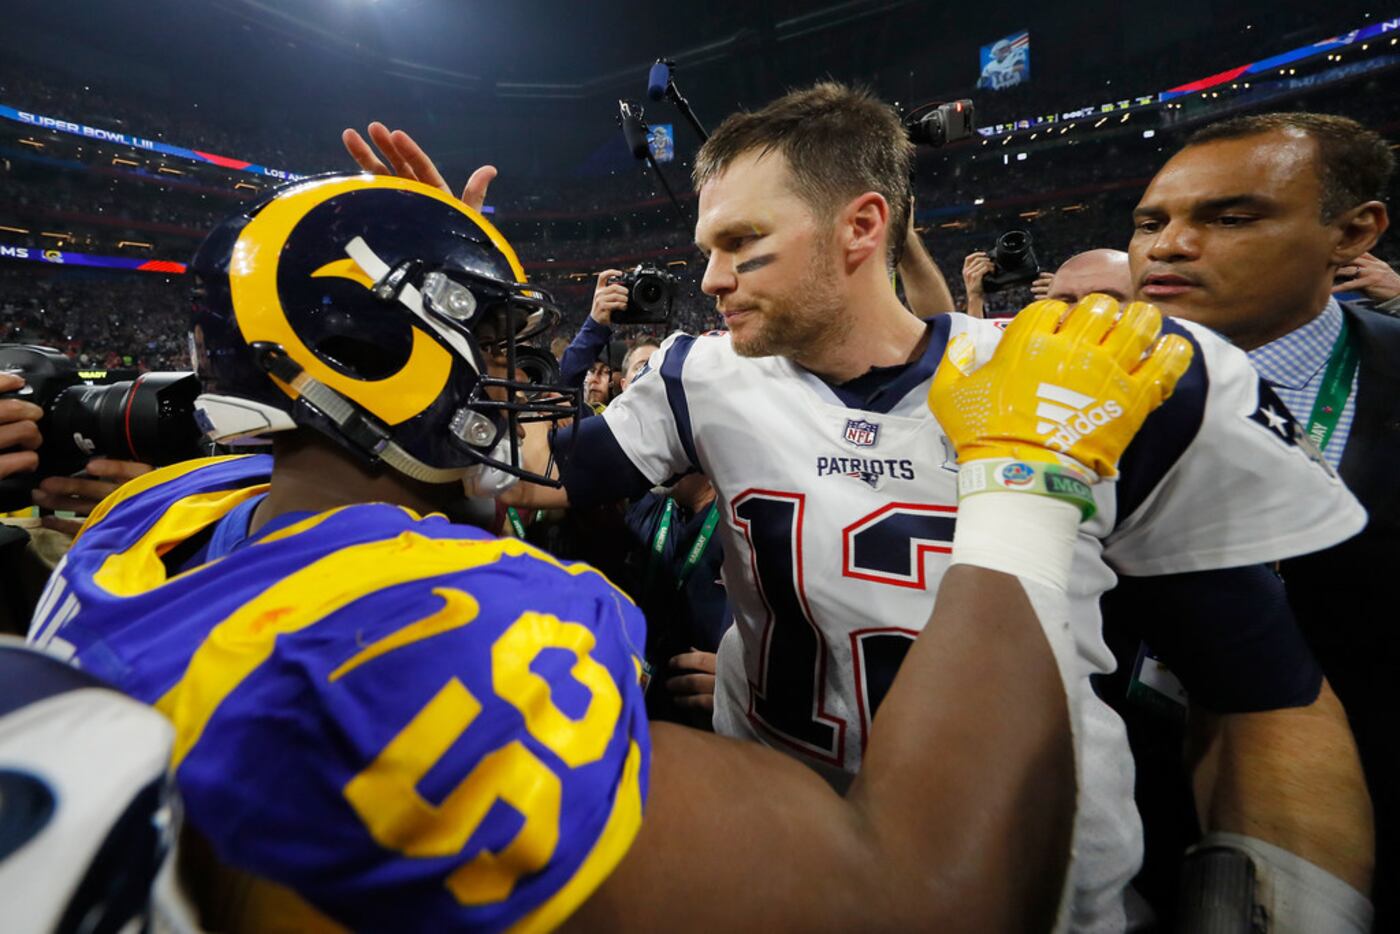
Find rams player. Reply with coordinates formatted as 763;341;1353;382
27;172;1190;931
348;85;1375;932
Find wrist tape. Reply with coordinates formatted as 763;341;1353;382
950;461;1089;593
957;458;1097;521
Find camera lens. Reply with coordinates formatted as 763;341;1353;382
48;373;203;467
996;230;1029;261
636;279;663;306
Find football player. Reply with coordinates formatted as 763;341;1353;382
350;85;1374;930
25;172;1191;931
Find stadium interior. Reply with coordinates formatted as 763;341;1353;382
3;1;1399;931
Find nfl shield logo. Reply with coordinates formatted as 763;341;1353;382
843;418;879;448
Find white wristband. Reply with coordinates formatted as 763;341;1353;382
1191;832;1373;934
949;490;1081;593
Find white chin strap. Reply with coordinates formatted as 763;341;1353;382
196;378;491;488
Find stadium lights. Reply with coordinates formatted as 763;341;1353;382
18;138;44;150
117;240;153;250
0;225;30;235
1094;116;1108;127
158;166;185;176
111;156;139;167
41;231;72;241
1029;132;1038;140
1120;112;1131;123
1143;129;1156;138
974;197;985;205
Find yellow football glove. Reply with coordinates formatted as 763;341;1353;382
930;294;1194;479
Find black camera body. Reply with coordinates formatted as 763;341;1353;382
982;230;1041;293
905;99;976;148
0;344;204;511
609;264;678;325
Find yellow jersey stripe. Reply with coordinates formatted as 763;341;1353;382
92;485;270;597
75;455;254;543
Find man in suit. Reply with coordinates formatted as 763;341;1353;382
1130;110;1398;928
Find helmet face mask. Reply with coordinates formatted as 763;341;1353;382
189;174;581;488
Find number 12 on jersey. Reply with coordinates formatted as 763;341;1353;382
731;489;956;765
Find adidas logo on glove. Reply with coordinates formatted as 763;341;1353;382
1035;383;1123;453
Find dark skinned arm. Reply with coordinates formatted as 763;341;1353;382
569;565;1075;932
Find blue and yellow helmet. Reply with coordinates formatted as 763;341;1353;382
189;173;578;485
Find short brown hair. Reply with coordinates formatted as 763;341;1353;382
1187;112;1395;220
692;82;914;269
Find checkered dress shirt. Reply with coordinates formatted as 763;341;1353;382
1247;298;1357;469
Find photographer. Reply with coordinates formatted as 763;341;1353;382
560;269;627;398
0;374;42;482
961;250;993;318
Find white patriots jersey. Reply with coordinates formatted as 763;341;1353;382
596;312;1364;932
979;53;1027;90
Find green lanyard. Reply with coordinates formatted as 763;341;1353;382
676;503;721;589
505;507;527;539
647;500;721;591
644;498;678;591
1304;317;1360;452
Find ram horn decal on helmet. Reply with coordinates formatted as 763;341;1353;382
187;172;581;487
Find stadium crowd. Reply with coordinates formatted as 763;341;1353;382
4;13;1400;934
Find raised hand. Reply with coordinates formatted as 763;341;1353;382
341;122;497;212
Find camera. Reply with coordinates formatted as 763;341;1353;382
609;264;678;325
0;344;204;511
981;230;1041;293
905;99;976;148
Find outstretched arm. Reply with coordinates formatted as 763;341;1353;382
577;563;1075;932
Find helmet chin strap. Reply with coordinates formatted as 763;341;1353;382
250;341;471;486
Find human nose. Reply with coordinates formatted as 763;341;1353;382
1146;218;1200;263
700;252;736;297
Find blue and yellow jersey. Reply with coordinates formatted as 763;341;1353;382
29;455;650;933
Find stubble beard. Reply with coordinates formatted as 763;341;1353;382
728;241;850;360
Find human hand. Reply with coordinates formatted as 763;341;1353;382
1030;271;1055;301
591;269;628;326
1333;252;1400;303
930;294;1193;479
341;121;497;213
666;649;717;714
0;373;43;480
962;251;993;298
33;458;153;535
